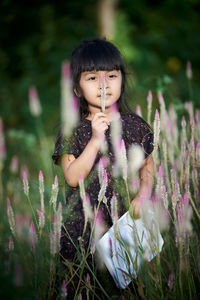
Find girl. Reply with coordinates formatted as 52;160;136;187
52;38;154;297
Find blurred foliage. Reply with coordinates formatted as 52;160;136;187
0;0;200;137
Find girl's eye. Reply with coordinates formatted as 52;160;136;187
89;76;96;80
109;74;117;78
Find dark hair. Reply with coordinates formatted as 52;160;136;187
70;38;131;119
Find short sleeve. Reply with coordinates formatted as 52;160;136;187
140;121;154;159
52;129;80;165
122;113;154;159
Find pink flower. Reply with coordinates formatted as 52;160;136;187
29;86;42;117
136;105;142;117
37;209;45;228
62;61;70;80
29;221;38;250
168;272;174;289
147;90;152;105
22;168;29;197
9;235;14;251
100;72;106;112
0;117;6;161
61;279;67;299
50;175;59;211
186;61;192;80
10;155;18;174
7;198;16;235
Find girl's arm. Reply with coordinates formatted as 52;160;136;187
61;112;110;187
129;154;154;218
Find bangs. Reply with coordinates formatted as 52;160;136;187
71;39;125;78
78;42;122;73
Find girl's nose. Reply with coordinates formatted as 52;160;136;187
99;72;108;89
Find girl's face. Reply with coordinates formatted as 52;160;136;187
79;70;122;114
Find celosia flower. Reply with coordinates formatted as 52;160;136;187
29;86;42;117
9;235;14;251
22;168;29;196
61;61;79;137
136;105;142;117
37;209;45;229
100;72;106;112
168;272;174;289
50;175;59;211
29;221;38;251
94;211;106;244
176;202;193;236
153;109;160;147
147;90;152;124
13;264;23;287
111;192;118;225
181;116;187;145
196;142;200;166
186;61;192;80
0;117;6;161
50;232;56;256
9;155;18;174
98;169;108;203
53;212;61;254
79;174;93;231
7;198;16;236
128;144;144;179
39;170;45;214
61;280;67;299
153;109;160;166
120;139;128;180
98;158;104;186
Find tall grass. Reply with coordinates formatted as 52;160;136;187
0;63;200;299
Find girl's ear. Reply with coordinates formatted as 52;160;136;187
74;88;81;97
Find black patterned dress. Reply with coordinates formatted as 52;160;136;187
52;112;154;263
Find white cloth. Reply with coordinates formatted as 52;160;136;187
96;211;164;289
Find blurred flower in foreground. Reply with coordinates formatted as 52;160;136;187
0;117;6;162
7;198;16;236
147;90;152;125
61;280;67;299
61;61;79;137
10;155;19;174
186;61;192;80
50;175;59;211
136;105;142;117
29;86;42;117
22;168;29;197
168;272;174;289
37;209;45;229
100;72;106;113
13;264;23;287
128;144;144;179
29;221;38;251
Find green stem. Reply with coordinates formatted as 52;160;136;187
26;194;39;230
124;178;131;207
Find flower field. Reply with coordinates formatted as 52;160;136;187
0;63;200;299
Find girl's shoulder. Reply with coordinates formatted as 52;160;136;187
120;112;151;129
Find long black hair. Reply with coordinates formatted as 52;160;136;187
70;38;131;119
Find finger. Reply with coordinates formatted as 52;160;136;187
93;116;110;126
93;113;110;124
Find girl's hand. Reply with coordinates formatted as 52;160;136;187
91;112;110;141
129;197;141;219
